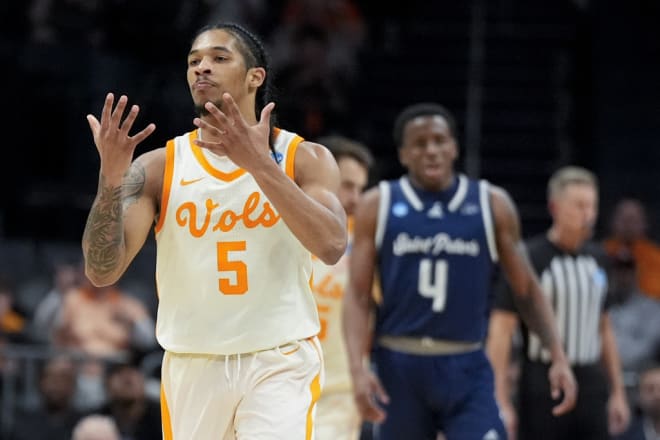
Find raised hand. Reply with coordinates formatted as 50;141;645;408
192;92;275;172
86;93;156;182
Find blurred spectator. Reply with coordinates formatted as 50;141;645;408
88;360;161;440
10;354;83;440
273;0;366;75
608;253;660;382
31;260;82;343
53;273;156;359
274;24;347;138
0;275;22;402
72;414;121;440
614;362;660;440
52;273;157;410
0;274;28;343
269;0;366;138
28;0;104;46
604;198;660;300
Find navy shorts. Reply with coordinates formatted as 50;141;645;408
372;346;506;440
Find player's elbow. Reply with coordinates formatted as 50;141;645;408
317;234;347;265
84;265;121;287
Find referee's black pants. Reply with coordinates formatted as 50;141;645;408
517;360;610;440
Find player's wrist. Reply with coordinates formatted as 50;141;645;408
549;343;569;366
609;384;626;400
99;168;127;187
349;358;369;376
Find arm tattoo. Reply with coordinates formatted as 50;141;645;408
82;163;146;278
121;163;146;210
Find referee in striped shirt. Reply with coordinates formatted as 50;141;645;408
487;166;630;440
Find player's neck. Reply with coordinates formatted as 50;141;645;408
198;125;219;144
407;173;455;193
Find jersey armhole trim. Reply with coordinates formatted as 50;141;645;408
155;139;175;234
479;180;499;262
375;181;390;250
285;135;305;180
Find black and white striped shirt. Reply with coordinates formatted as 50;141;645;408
494;235;610;366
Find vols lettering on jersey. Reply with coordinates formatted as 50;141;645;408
375;175;498;342
175;191;280;237
155;129;320;355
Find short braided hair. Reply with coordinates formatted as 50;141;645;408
193;22;278;149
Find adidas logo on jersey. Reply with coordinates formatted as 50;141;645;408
460;203;480;215
427;202;443;218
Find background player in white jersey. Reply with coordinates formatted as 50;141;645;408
81;22;347;439
312;135;374;440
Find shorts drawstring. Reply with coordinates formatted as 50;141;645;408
235;353;241;386
224;353;243;389
224;354;231;388
223;339;306;389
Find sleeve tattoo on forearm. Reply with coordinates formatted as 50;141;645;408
83;163;146;277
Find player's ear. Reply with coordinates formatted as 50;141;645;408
247;67;265;89
398;147;409;168
448;139;459;161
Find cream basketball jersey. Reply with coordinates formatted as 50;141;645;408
312;218;353;393
154;128;320;355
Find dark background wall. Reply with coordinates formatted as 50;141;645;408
1;0;658;242
589;0;660;233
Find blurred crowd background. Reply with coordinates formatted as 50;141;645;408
0;0;659;439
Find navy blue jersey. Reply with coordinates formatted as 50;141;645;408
375;174;498;342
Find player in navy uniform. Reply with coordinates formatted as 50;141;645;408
343;103;577;440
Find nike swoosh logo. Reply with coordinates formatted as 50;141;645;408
180;177;205;186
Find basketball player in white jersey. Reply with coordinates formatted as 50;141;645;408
311;136;373;440
81;22;347;439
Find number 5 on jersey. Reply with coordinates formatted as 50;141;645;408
217;241;248;295
419;258;448;312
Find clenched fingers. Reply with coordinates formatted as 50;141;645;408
551;374;577;416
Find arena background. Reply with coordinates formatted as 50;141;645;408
0;0;658;436
1;0;658;243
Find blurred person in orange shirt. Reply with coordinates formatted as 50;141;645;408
53;270;156;359
0;274;26;341
603;198;660;300
53;270;156;410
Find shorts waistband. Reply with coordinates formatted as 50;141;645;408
378;335;482;356
165;336;317;358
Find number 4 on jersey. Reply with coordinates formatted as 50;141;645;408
418;258;448;312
